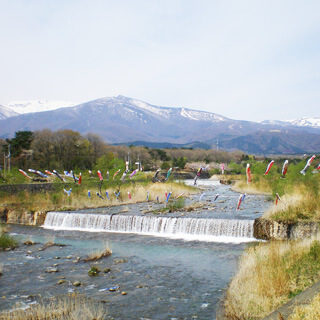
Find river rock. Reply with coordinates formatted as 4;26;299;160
45;267;59;273
73;281;81;287
121;291;127;295
57;279;66;285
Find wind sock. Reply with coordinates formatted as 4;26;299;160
105;190;110;200
317;163;320;170
64;171;73;179
121;170;129;182
106;171;109;181
146;190;149;201
88;170;93;178
221;163;225;174
71;170;77;183
28;169;47;178
241;193;246;203
88;190;91;198
176;192;184;198
213;194;219;201
63;188;72;196
246;164;252;184
19;169;32;179
154;169;161;182
78;173;82;185
53;170;66;182
264;160;274;175
113;169;121;180
129;170;137;179
300;155;316;175
96;192;103;199
114;191;120;200
128;191;131;200
281;160;289;179
97;170;103;181
157;196;159;203
165;191;168;199
45;170;53;176
275;193;284;205
166;191;172;202
199;192;205;201
197;167;203;177
165;168;172;181
236;194;243;211
194;167;201;185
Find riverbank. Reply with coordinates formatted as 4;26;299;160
0;181;197;226
222;172;320;319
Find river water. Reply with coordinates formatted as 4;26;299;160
0;180;270;319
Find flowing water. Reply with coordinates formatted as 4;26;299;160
0;180;270;319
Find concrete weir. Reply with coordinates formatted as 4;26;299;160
254;217;320;240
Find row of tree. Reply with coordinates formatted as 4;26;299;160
0;129;242;172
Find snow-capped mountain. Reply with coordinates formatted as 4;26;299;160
261;117;320;128
6;100;78;115
0;105;18;120
1;95;320;154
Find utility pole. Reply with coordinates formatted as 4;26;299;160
216;139;219;151
7;145;11;173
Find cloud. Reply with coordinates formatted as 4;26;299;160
0;0;320;121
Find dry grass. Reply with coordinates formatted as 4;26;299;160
0;181;196;213
0;293;106;320
289;292;320;320
224;237;320;319
84;241;112;262
262;186;320;222
232;179;272;195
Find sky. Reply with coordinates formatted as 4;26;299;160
1;0;320;122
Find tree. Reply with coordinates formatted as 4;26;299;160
6;131;34;158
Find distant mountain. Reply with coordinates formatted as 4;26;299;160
261;117;320;129
0;105;18;120
114;140;212;149
6;100;78;115
217;131;320;155
1;95;320;155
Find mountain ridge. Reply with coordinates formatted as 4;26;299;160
1;95;320;155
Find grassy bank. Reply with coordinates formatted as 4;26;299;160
233;160;320;223
0;294;106;320
224;159;320;319
0;171;197;214
0;224;17;250
224;238;320;319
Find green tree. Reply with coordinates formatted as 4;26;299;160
6;131;34;157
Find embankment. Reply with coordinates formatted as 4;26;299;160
0;208;47;226
254;217;320;240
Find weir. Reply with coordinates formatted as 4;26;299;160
44;212;255;242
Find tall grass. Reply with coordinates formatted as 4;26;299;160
289;292;320;320
233;160;320;222
0;294;106;320
0;224;17;250
0;181;196;213
224;238;320;319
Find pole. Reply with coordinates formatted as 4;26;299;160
8;145;10;173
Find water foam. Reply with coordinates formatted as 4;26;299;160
43;212;256;243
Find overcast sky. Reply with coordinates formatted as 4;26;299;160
1;0;320;121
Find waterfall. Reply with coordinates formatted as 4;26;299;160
44;212;256;243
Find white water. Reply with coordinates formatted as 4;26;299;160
43;212;256;243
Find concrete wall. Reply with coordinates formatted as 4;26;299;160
254;217;320;240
